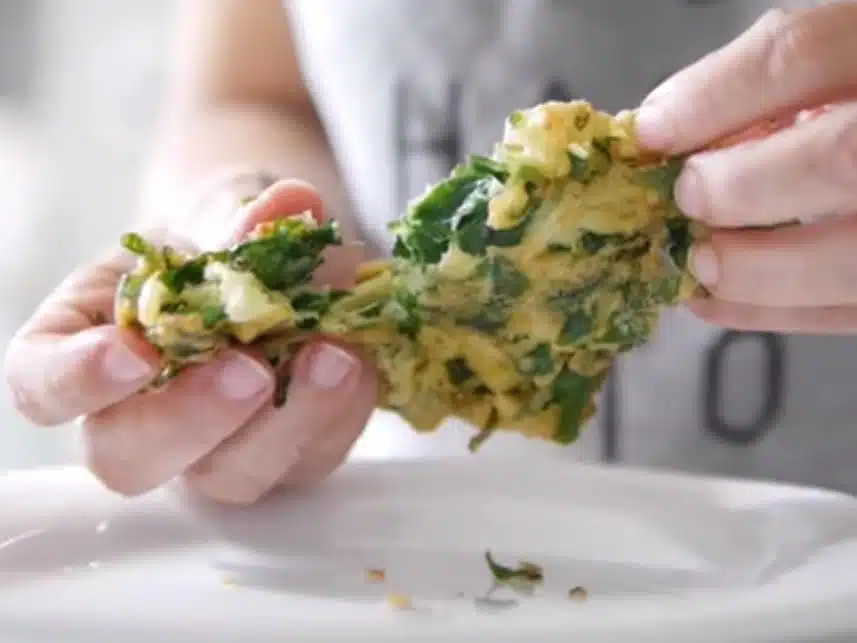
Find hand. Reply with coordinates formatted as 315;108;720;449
4;175;377;504
634;3;857;334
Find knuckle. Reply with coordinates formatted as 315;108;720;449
756;8;805;87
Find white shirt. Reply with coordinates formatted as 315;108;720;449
284;0;857;494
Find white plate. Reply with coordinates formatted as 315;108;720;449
2;461;857;642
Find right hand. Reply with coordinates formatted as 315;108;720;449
4;175;378;504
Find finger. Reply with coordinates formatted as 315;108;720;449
4;252;161;426
172;167;280;249
688;298;857;335
183;341;375;504
5;325;158;427
689;215;857;307
212;179;326;250
637;4;857;154
312;243;366;290
81;349;274;496
675;102;857;226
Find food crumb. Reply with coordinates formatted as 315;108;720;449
568;586;588;601
222;577;237;588
517;561;543;581
387;593;412;611
367;568;386;583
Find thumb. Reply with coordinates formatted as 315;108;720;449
200;178;327;250
6;322;159;428
5;254;160;427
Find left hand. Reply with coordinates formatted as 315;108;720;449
634;3;857;334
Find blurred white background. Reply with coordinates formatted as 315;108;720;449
0;0;175;472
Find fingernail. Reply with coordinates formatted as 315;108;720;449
674;165;706;219
102;342;154;383
307;343;358;390
635;104;675;150
217;353;272;401
690;244;719;287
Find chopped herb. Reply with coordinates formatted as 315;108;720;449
649;275;682;305
665;218;692;270
117;274;144;302
573;110;591;130
551;367;592;444
601;311;649;349
515;165;545;184
579;231;607;253
296;317;318;330
445;357;474;386
558;310;592;345
453;198;490;256
120;232;152;257
358;302;385;318
229;220;340;291
638;157;684;205
484;550;544;594
569;151;589;182
391;237;411;260
161;258;207;294
591;136;614;162
468;155;509;182
468;427;495;453
485;212;533;248
160;301;189;314
487;257;529;299
392;154;513;263
291;291;333;315
273;375;290;408
548;279;603;313
615;236;651;260
149;363;182;390
391;170;499;264
522;344;553;376
388;289;421;337
201;305;228;329
546;243;572;253
462;301;507;333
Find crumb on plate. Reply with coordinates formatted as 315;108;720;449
387;593;412;611
367;568;386;583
